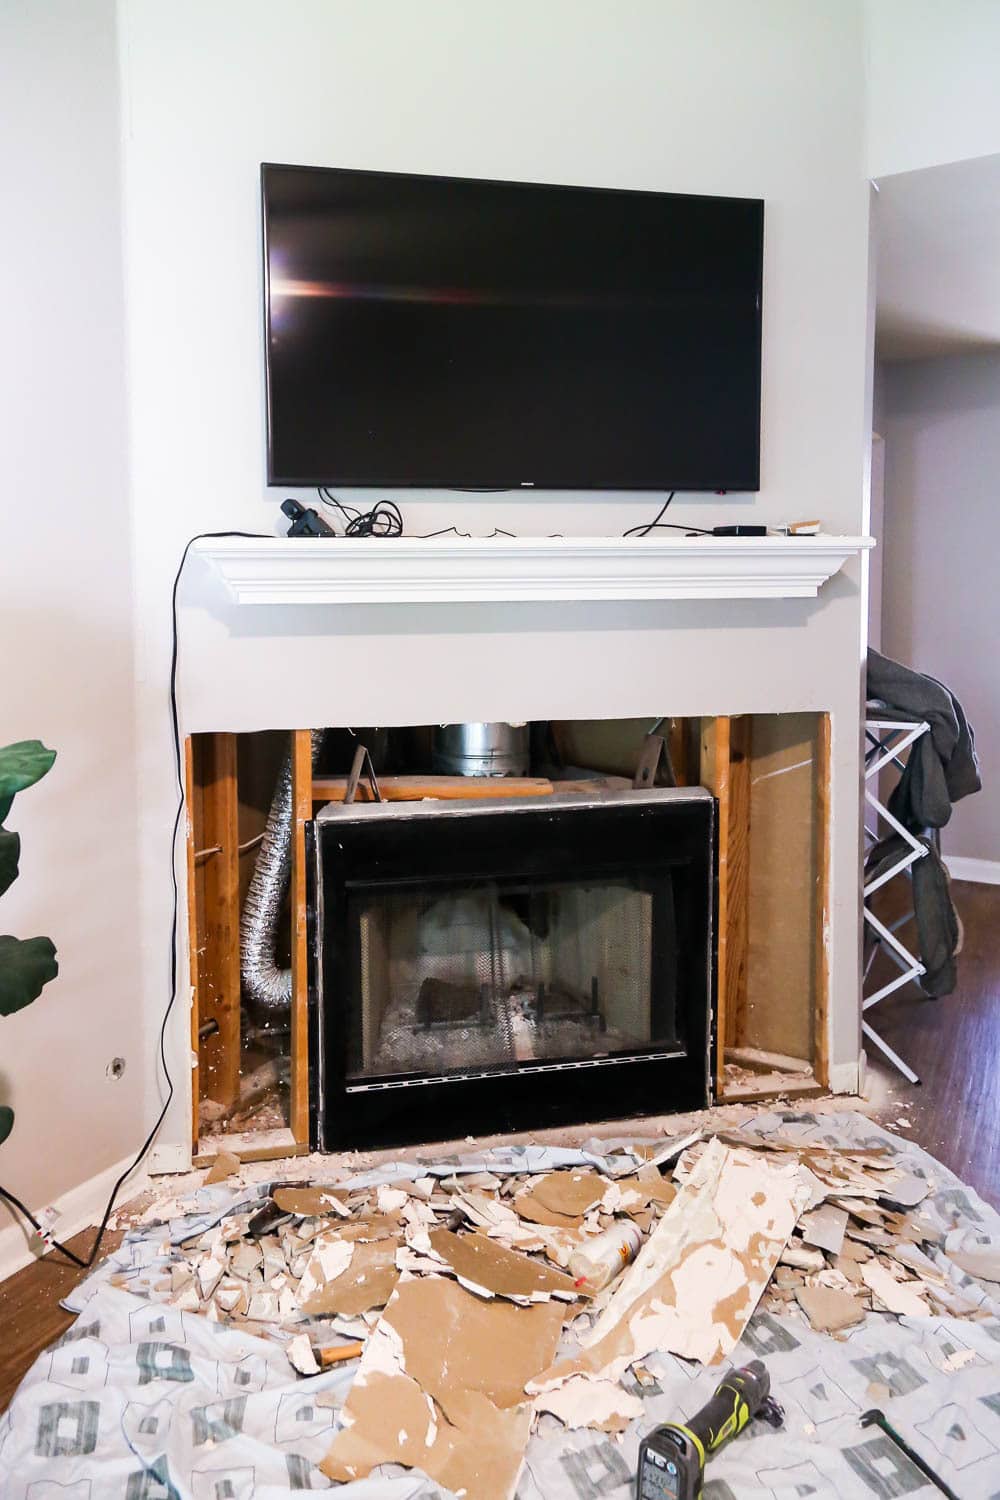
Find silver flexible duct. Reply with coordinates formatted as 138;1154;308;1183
240;730;323;1013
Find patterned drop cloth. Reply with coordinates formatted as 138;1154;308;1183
2;1111;1000;1499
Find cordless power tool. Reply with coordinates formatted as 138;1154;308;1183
636;1359;782;1499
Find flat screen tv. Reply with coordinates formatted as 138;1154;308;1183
262;163;763;492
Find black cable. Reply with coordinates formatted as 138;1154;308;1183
623;492;713;538
0;529;268;1272
623;492;676;536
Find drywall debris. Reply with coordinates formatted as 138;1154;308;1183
426;1227;581;1303
860;1259;933;1317
798;1203;848;1256
273;1185;350;1218
204;1150;241;1185
301;1237;400;1317
533;1374;643;1433
531;1138;814;1382
286;1332;320;1376
794;1284;865;1333
321;1277;565;1500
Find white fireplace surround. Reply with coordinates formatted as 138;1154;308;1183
197;533;873;606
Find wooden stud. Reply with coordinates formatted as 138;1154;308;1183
312;774;554;804
184;736;200;1151
700;717;730;1100
290;729;313;1144
725;715;752;1049
813;712;832;1088
195;734;242;1111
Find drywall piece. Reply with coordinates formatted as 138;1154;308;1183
531;1139;813;1380
794;1285;865;1333
798;1204;849;1257
287;1332;320;1376
878;1173;931;1209
296;1234;355;1305
454;1189;521;1232
321;1277;565;1500
860;1259;933;1317
514;1171;609;1229
273;1185;350;1217
426;1228;581;1303
204;1150;241;1184
533;1374;643;1433
780;1244;826;1272
302;1237;400;1316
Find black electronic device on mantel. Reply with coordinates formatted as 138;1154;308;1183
261;163;763;493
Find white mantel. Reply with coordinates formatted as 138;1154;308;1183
196;534;874;607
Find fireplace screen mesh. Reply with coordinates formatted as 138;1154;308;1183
346;875;679;1081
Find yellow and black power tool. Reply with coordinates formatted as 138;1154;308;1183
635;1359;783;1499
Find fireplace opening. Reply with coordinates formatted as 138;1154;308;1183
185;712;830;1158
310;790;714;1149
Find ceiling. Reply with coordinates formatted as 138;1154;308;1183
875;152;1000;361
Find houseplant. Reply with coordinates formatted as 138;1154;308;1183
0;740;58;1144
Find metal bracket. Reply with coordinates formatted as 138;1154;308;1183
344;743;382;805
633;732;677;790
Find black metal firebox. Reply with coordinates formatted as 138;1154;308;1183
307;788;715;1149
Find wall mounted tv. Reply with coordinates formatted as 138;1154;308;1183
262;163;763;492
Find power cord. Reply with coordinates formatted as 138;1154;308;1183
622;492;712;537
0;530;268;1272
317;489;403;536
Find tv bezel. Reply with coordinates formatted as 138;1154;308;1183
261;162;764;493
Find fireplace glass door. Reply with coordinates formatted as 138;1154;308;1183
349;874;677;1081
310;789;714;1148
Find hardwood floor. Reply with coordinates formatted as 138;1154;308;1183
865;879;1000;1209
0;879;997;1414
0;1223;123;1414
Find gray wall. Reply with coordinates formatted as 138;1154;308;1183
881;352;1000;863
0;0;145;1242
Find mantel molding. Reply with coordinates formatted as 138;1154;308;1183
194;534;874;606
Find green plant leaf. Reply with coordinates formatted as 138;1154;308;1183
0;828;20;898
0;935;58;1015
0;1106;12;1146
0;741;56;821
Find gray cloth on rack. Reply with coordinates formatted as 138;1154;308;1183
867;648;981;829
865;649;980;999
865;833;960;997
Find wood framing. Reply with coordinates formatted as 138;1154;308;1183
724;715;752;1049
700;716;730;1097
184;737;200;1148
189;733;241;1113
289;728;313;1143
813;713;832;1087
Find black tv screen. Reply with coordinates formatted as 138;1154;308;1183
262;164;763;491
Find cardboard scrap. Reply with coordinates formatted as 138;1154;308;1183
794;1284;865;1333
531;1138;813;1383
426;1228;582;1303
533;1374;643;1433
321;1276;566;1500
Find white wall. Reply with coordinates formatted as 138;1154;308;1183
113;0;873;1154
866;0;1000;176
0;1;145;1238
881;353;1000;864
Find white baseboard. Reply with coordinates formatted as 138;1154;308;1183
827;1059;861;1095
0;1152;150;1287
944;855;1000;886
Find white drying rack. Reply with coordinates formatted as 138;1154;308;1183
862;717;932;1084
